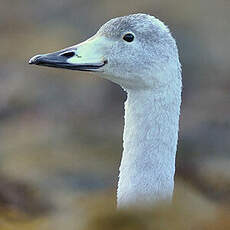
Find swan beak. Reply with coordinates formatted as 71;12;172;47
29;36;108;72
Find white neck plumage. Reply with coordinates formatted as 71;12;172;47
117;79;181;208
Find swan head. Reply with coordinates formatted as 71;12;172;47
29;13;181;90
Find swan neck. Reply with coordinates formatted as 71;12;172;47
117;86;181;208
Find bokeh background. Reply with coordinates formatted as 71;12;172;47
0;0;230;229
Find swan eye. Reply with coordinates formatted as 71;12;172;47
123;33;134;42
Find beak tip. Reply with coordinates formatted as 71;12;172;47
29;54;42;65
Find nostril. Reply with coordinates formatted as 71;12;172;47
60;51;75;58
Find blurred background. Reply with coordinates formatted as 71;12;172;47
0;0;230;229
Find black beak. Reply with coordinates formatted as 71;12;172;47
29;49;106;72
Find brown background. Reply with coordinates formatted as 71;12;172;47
0;0;230;229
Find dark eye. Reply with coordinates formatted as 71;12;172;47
123;33;134;42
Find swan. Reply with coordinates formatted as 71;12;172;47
29;13;182;208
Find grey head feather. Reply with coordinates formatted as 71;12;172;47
97;13;179;65
97;14;170;43
94;13;181;90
